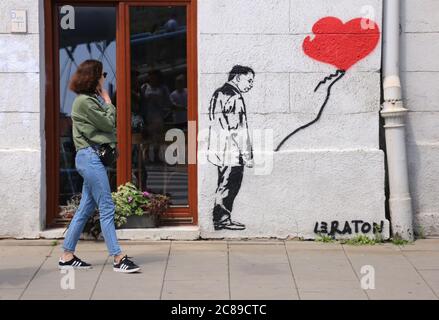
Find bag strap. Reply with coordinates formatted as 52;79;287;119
76;126;102;155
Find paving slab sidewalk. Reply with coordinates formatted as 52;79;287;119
1;239;439;300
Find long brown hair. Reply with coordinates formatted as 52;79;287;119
69;59;103;95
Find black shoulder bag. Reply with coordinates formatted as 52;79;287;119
92;143;119;167
78;131;119;167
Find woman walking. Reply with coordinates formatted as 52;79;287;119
59;59;140;273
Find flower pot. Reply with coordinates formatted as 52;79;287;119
120;214;159;229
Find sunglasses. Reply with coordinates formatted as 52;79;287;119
103;72;108;79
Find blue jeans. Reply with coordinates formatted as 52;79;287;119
63;147;122;256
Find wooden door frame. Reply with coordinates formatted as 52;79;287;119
44;0;198;228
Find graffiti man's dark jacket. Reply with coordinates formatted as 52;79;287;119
207;82;253;167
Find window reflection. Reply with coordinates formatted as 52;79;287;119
58;6;117;214
130;7;188;206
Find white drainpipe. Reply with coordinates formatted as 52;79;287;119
381;0;414;240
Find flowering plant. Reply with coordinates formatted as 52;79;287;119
63;182;170;239
112;182;170;228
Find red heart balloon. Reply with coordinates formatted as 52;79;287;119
303;17;380;71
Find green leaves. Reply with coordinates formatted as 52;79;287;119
65;182;170;237
112;182;170;228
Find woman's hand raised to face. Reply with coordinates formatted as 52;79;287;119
97;87;112;105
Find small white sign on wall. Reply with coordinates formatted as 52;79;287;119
11;10;27;33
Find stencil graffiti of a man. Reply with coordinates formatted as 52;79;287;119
207;65;255;231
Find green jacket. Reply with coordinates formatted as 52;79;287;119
71;94;117;151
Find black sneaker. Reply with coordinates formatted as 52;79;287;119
59;255;92;270
113;255;141;273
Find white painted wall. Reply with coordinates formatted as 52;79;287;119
5;0;427;239
0;0;44;238
402;0;439;236
197;0;388;239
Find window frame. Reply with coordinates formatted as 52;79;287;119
44;0;198;228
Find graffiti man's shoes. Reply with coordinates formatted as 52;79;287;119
230;220;245;227
214;219;246;231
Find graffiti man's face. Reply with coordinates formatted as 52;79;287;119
236;73;254;93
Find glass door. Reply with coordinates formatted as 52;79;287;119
55;4;117;224
129;6;188;204
46;1;197;227
122;2;197;224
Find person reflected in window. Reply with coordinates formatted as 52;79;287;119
131;70;144;134
170;74;188;130
60;59;141;273
164;13;178;32
140;70;172;164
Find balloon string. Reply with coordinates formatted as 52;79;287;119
314;69;345;92
275;69;346;152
